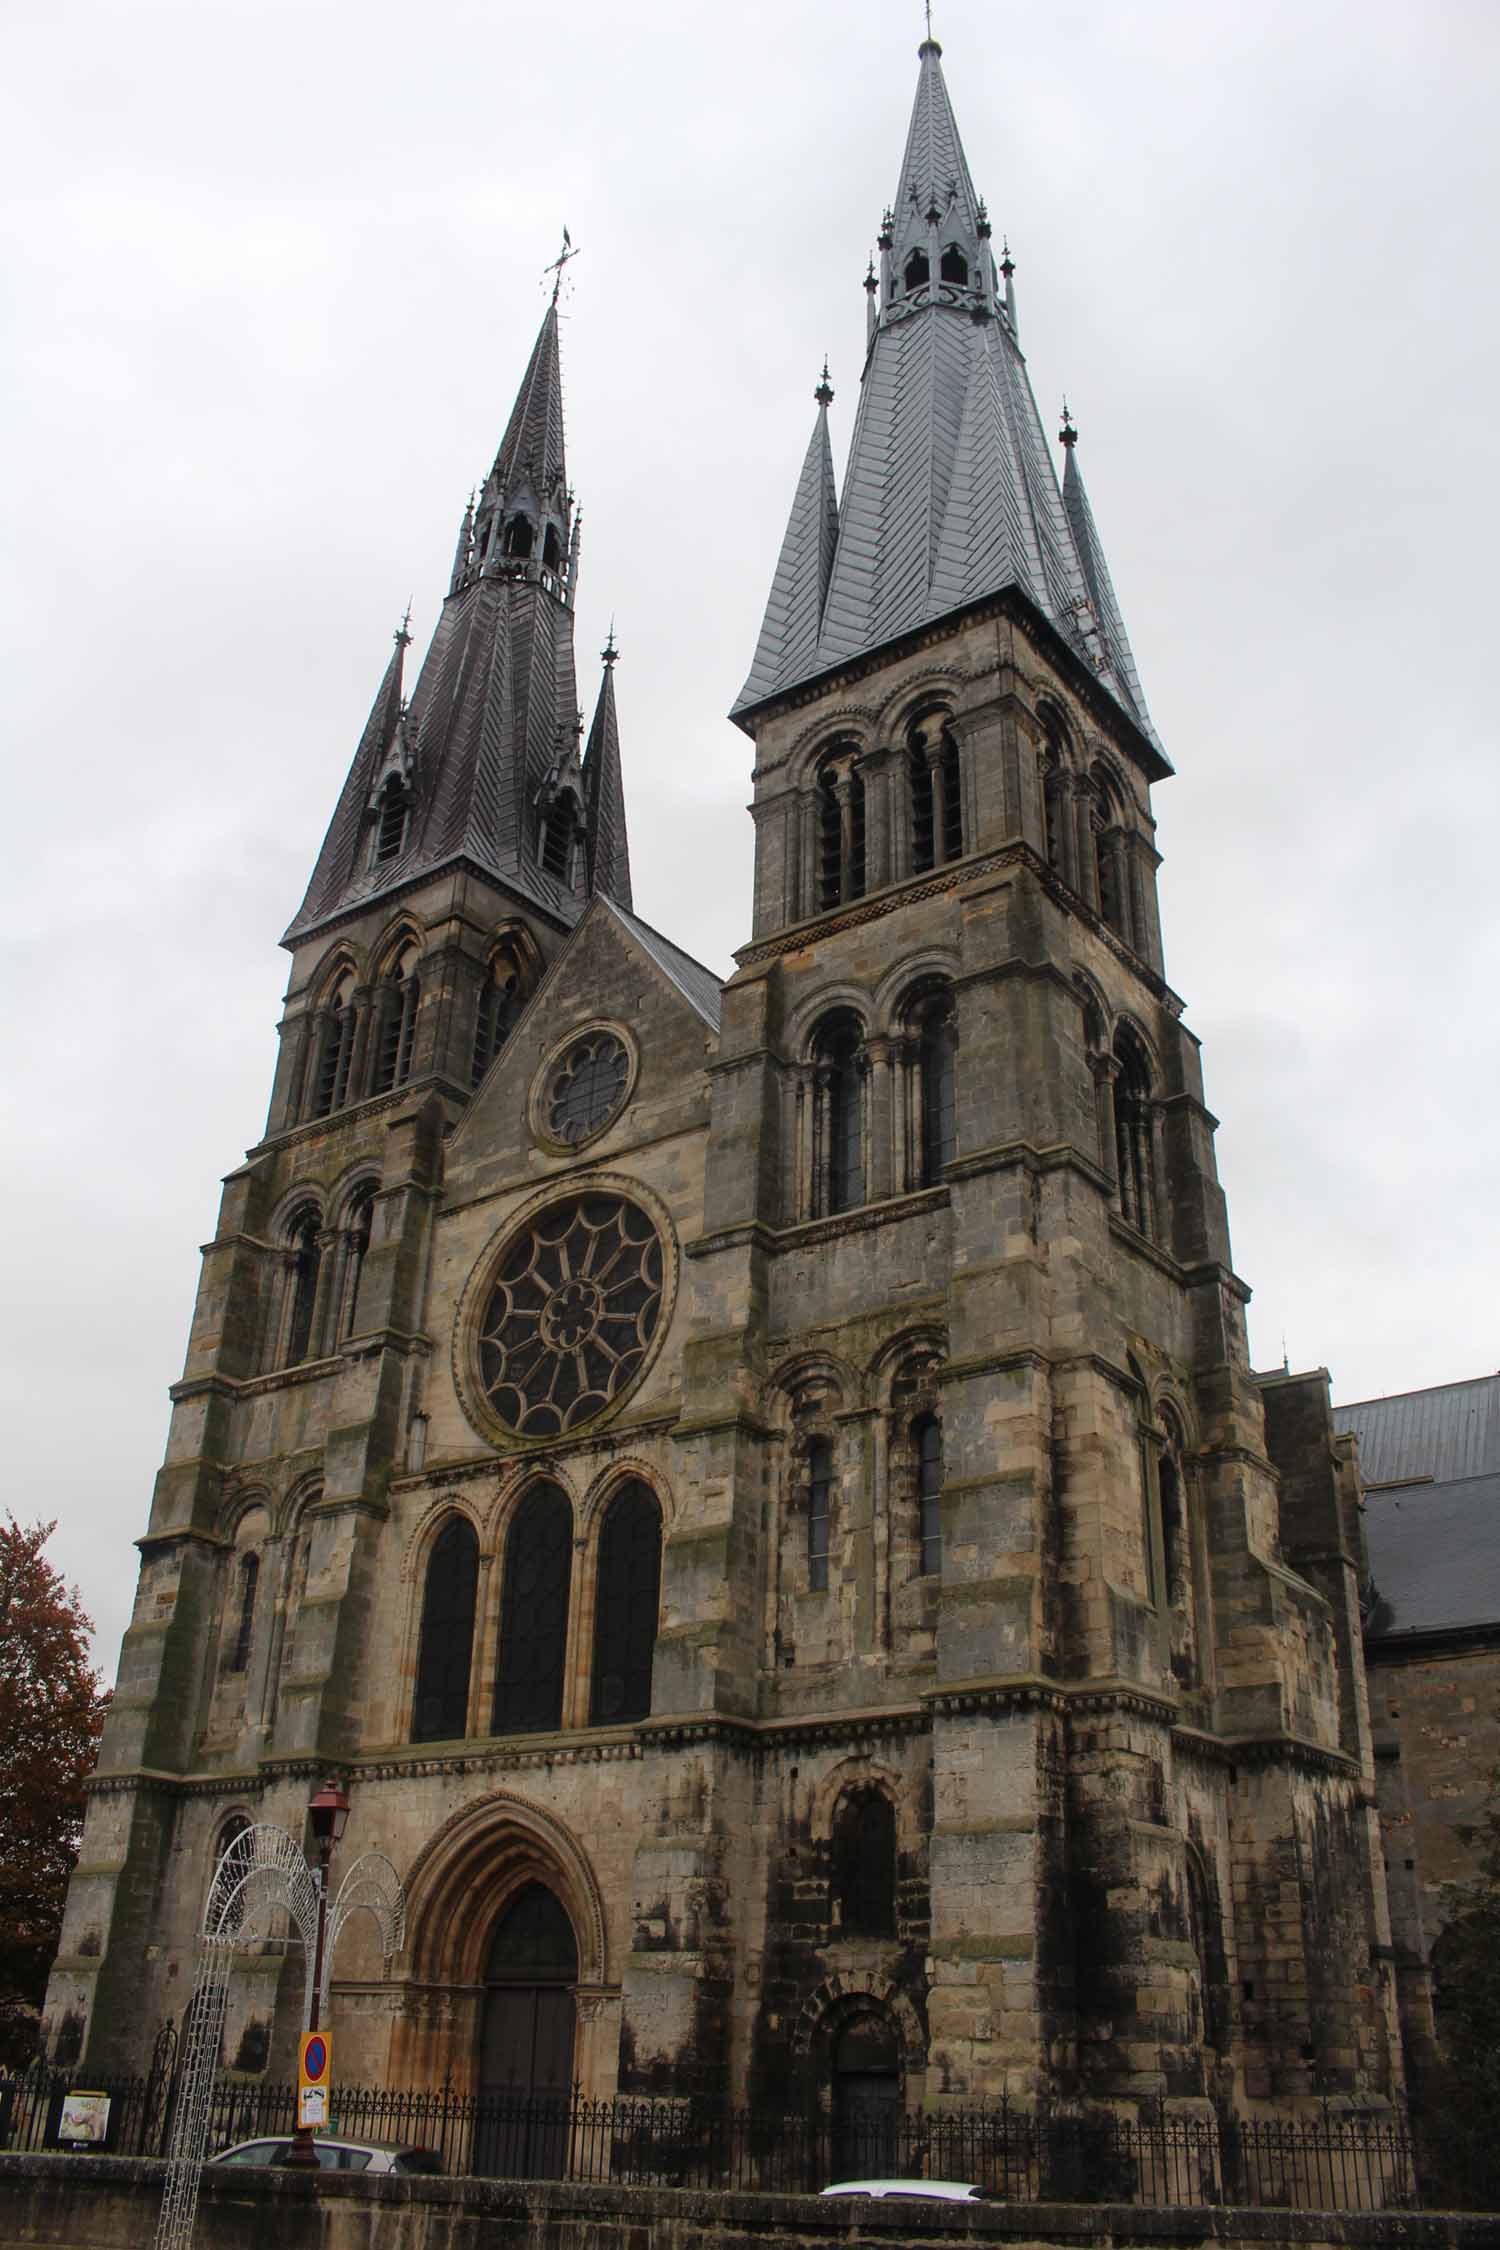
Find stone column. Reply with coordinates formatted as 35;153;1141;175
865;1035;895;1202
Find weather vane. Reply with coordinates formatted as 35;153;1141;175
544;227;579;306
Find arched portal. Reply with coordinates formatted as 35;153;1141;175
833;2008;901;2178
475;1881;578;2178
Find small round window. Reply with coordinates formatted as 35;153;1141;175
546;1031;629;1145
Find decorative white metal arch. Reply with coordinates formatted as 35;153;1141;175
153;1818;404;2250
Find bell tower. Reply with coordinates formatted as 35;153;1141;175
653;36;1398;2118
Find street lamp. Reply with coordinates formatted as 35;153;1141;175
282;1778;350;2171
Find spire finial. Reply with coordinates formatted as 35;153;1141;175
544;226;579;306
396;602;413;647
1000;237;1015;278
920;0;940;53
1059;398;1078;450
815;357;834;408
602;621;618;667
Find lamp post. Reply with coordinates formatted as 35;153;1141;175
283;1778;350;2171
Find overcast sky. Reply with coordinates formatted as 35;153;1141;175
4;0;1497;1672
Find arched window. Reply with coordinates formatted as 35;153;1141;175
908;716;961;873
369;941;419;1096
372;774;410;865
412;1516;479;1742
812;1011;864;1214
284;1204;323;1365
1113;1028;1156;1240
1157;1413;1202;1688
494;1485;572;1734
806;1435;833;1592
939;243;969;285
832;1789;897;1936
311;971;357;1118
226;1553;258;1673
590;1481;662;1725
542;524;562;571
903;248;929;292
915;988;957;1184
1091;765;1130;940
816;748;865;910
503;513;534;559
914;1413;943;1577
342;1186;375;1339
472;948;525;1085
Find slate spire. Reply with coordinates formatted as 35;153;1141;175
732;38;1162;765
286;295;633;946
582;632;633;910
736;362;841;713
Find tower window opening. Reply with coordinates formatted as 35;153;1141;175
1113;1030;1156;1240
806;1435;833;1593
590;1480;663;1725
832;1788;897;1936
227;1552;258;1674
814;1011;865;1214
285;1206;322;1366
915;1413;944;1577
904;249;930;292
1043;754;1067;876
493;1483;572;1735
343;1186;375;1339
311;974;356;1117
541;798;577;883
503;514;534;559
370;944;419;1096
940;243;968;285
472;950;524;1085
938;727;962;860
909;744;935;874
373;776;409;864
542;524;562;571
815;750;865;910
916;988;957;1182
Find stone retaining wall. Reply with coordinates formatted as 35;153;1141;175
3;2154;1499;2250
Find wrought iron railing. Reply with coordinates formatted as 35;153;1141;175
0;2056;1433;2213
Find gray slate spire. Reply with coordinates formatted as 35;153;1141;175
732;39;1162;765
582;634;633;910
737;364;841;711
285;299;630;947
1060;410;1154;747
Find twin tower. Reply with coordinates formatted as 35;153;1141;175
50;38;1403;2138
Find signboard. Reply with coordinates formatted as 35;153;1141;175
58;2090;111;2146
297;2031;331;2131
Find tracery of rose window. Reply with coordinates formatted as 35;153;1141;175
546;1032;629;1145
477;1193;664;1437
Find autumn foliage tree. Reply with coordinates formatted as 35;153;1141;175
0;1519;108;2067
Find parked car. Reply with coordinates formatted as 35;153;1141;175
209;2136;442;2174
820;2179;989;2201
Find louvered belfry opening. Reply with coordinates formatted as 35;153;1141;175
412;1516;479;1742
284;1206;322;1364
494;1485;572;1733
472;951;524;1085
373;776;409;864
589;1481;663;1725
814;1010;865;1214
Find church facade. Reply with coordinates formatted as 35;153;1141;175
47;39;1405;2134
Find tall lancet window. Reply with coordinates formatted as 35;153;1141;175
372;773;410;865
284;1204;323;1366
493;1485;572;1735
311;970;357;1117
472;946;525;1085
540;796;579;884
589;1481;662;1725
370;941;420;1096
815;745;865;910
412;1516;479;1742
908;715;961;873
1113;1027;1157;1241
813;1011;865;1214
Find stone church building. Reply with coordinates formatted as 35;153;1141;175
47;38;1405;2137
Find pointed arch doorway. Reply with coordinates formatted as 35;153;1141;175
475;1882;578;2178
833;2011;901;2179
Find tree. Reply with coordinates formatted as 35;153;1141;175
1427;1774;1500;2208
0;1518;108;2067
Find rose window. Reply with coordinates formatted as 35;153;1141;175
546;1032;629;1145
477;1194;664;1437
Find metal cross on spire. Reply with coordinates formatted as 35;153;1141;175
545;227;579;305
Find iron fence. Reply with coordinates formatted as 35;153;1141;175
0;2058;1428;2213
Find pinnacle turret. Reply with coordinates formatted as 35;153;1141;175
582;633;632;910
732;39;1162;769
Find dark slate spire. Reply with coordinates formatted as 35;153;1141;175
284;296;629;947
736;362;841;711
582;631;632;910
732;39;1162;766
